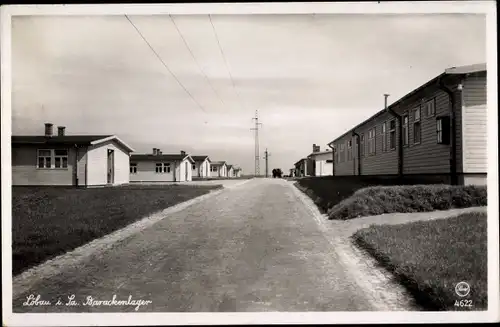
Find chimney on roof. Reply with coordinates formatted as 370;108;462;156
158;150;162;155
57;126;65;137
313;144;320;152
180;150;186;156
384;94;390;110
44;123;53;137
152;148;157;155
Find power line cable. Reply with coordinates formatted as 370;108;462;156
169;14;226;107
125;14;207;114
208;14;246;110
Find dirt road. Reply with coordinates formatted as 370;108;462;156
13;178;413;312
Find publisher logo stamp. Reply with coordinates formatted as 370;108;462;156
455;281;470;297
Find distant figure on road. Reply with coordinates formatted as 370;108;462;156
272;168;283;178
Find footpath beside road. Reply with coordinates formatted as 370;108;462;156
291;179;487;312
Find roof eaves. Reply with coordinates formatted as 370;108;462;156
308;150;332;157
183;155;195;163
12;135;113;145
91;135;135;152
329;71;447;145
329;64;487;145
211;161;226;166
294;158;307;166
444;63;486;75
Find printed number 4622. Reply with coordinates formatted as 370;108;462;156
455;300;473;307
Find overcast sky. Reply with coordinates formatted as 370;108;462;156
11;14;486;173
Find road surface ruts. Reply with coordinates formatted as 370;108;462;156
13;178;375;312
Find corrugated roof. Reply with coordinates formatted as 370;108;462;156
12;135;113;145
328;63;487;145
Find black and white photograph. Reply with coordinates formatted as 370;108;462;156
1;2;498;326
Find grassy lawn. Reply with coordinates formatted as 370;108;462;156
328;184;487;220
295;176;406;213
295;176;486;220
352;211;487;311
12;184;221;276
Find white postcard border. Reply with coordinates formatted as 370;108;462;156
1;1;498;326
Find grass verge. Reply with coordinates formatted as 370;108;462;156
328;184;487;220
294;176;400;213
294;176;486;219
352;211;487;311
12;184;221;276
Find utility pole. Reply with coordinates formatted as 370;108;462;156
264;148;271;178
250;110;262;177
